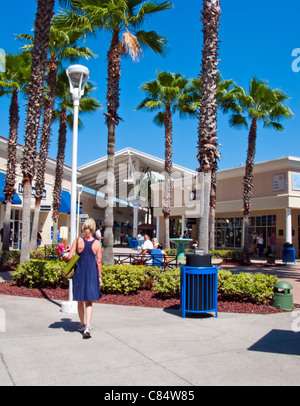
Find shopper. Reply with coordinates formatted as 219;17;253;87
268;231;277;255
67;218;102;338
256;233;264;259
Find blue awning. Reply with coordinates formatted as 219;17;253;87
59;190;82;214
114;221;120;228
0;172;22;205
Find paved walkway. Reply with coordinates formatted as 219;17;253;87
0;294;299;386
1;247;300;386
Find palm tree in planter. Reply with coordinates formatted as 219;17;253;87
18;26;95;250
136;71;195;249
224;78;293;261
197;0;221;254
56;0;173;264
20;0;55;263
0;52;31;251
51;71;101;243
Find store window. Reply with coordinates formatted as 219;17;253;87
215;215;277;250
10;209;34;250
215;217;242;249
10;209;22;250
249;215;276;249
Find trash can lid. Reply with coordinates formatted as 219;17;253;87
275;281;293;290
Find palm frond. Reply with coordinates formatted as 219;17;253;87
229;113;248;129
136;30;169;57
122;30;143;62
263;121;284;131
153;111;165;127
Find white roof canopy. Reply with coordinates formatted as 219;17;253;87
78;147;196;201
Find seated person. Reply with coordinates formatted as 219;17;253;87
57;238;69;261
146;239;169;270
140;234;154;263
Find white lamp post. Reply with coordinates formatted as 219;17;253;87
77;184;83;238
66;65;89;245
61;65;89;314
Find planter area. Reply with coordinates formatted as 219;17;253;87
0;280;286;314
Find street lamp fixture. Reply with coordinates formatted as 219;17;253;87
61;65;90;314
66;64;89;101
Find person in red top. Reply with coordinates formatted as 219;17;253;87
268;231;277;256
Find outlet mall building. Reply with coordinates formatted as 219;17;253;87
0;137;299;258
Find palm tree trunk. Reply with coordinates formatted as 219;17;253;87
31;197;41;251
243;117;257;262
3;89;19;251
52;109;67;244
3;201;12;252
20;0;55;264
31;56;58;250
209;168;217;250
103;30;122;266
162;104;172;249
197;0;221;254
20;178;32;262
198;171;211;253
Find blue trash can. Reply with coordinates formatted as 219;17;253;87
130;239;138;249
180;266;218;318
282;247;295;264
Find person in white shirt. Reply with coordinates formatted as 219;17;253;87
95;226;102;242
256;233;264;259
142;234;153;251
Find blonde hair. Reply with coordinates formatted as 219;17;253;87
60;238;68;249
152;238;159;247
82;217;96;238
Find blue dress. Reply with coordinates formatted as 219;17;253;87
73;238;102;302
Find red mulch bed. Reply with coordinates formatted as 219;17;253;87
0;281;287;314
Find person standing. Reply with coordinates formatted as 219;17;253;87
256;233;264;259
67;218;102;338
37;229;43;247
268;231;277;256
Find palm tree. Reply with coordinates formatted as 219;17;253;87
51;71;101;243
197;0;221;254
224;78;293;261
56;0;173;264
20;0;55;263
18;26;96;250
0;52;31;251
136;71;195;248
190;75;236;250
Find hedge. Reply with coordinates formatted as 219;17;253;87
11;260;278;304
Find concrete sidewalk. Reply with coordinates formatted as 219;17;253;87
0;294;300;386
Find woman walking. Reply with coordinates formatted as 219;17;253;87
67;218;102;338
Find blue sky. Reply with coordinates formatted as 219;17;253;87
0;0;300;172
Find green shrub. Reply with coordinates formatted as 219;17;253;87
0;250;21;267
10;259;278;305
30;249;46;260
218;270;278;304
210;249;245;262
12;259;68;288
152;268;181;298
101;264;151;295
